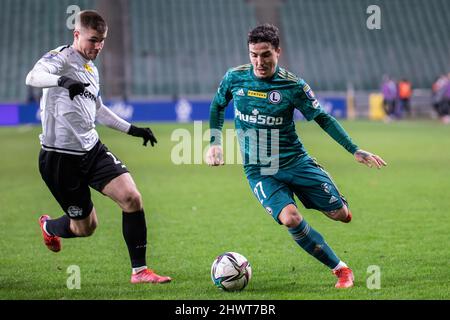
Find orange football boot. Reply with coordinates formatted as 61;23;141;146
131;268;172;284
333;267;354;288
39;215;61;252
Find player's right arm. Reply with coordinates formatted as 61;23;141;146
206;71;233;166
25;48;89;100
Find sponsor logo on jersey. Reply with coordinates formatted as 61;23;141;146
268;90;282;104
80;90;97;102
84;63;94;74
235;109;283;125
248;90;267;99
236;88;245;96
67;206;83;218
303;84;316;100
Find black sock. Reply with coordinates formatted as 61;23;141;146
122;210;147;268
46;215;77;238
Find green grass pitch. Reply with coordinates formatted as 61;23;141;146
0;120;449;300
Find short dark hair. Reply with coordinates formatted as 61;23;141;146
76;10;107;34
247;24;280;49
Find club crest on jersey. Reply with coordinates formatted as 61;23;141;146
43;50;59;59
268;90;282;104
312;100;319;108
84;63;94;74
248;90;267;99
303;84;316;100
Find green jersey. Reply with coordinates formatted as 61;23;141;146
210;64;358;174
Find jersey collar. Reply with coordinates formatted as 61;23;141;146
71;45;91;63
250;65;280;82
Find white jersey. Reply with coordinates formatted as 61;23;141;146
35;45;101;154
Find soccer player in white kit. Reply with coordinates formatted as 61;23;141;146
25;10;171;284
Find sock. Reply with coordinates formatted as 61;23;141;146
43;221;51;236
45;215;77;238
333;261;348;272
288;218;340;269
122;210;147;268
132;266;147;274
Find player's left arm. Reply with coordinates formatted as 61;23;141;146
295;80;386;169
353;148;387;169
314;112;387;169
95;96;157;147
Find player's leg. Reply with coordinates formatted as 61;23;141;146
280;204;342;266
42;207;97;237
302;158;352;223
69;209;98;236
38;149;98;252
248;172;352;288
442;100;450;124
102;173;171;284
390;100;397;119
102;173;147;271
91;143;170;284
382;99;392;122
321;203;352;223
283;158;354;288
281;205;353;288
405;98;411;117
389;100;396;119
101;172;142;212
279;205;352;287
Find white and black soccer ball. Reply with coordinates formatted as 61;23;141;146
211;252;252;291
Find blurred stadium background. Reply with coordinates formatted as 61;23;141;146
1;0;449;125
1;1;450;301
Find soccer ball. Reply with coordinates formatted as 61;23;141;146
211;252;252;291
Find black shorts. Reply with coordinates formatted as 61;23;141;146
38;141;129;220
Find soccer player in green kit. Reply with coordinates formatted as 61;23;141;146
206;24;387;288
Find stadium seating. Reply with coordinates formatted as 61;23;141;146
129;0;256;97
281;0;450;91
0;0;95;102
1;0;449;101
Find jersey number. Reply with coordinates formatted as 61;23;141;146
107;152;126;168
253;181;267;204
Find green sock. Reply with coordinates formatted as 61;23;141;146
288;219;340;269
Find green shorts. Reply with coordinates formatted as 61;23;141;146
247;156;347;224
